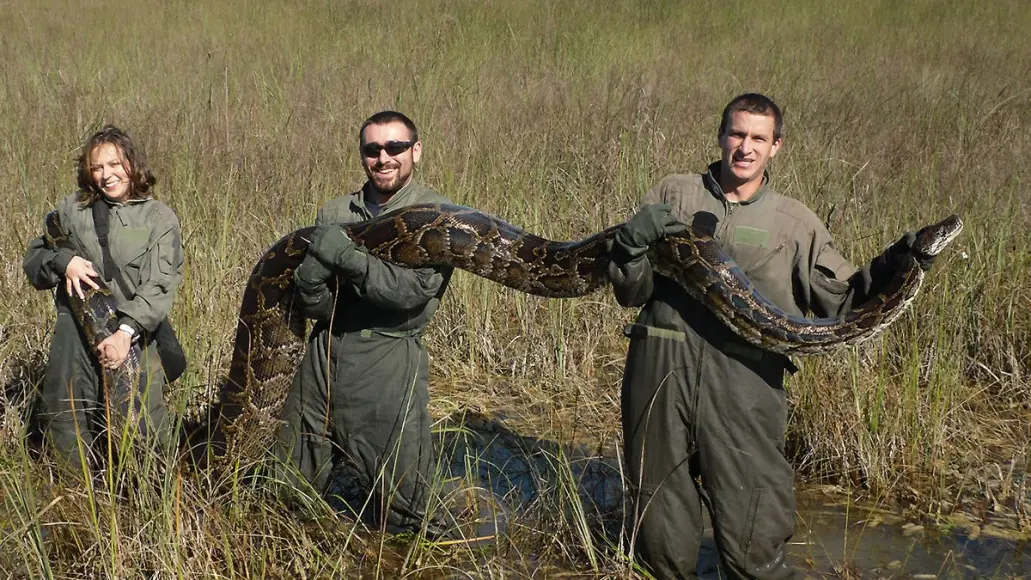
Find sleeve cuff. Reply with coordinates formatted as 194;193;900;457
51;248;77;275
117;316;142;335
299;288;334;321
610;232;649;263
339;251;369;281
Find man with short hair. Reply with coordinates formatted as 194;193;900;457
609;93;934;578
276;110;452;536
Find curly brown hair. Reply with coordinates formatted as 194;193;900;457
75;125;157;207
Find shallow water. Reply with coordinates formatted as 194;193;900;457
785;495;1030;579
435;412;1030;578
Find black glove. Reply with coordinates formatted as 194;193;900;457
910;223;941;272
612;204;689;261
887;231;937;273
307;225;367;279
854;230;937;305
294;252;333;292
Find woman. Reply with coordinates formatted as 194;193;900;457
23;125;184;469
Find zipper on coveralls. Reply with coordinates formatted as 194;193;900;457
716;201;735;243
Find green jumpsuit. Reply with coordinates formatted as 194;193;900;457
610;163;907;579
275;181;452;535
23;193;184;470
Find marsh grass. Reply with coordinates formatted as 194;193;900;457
2;0;1030;576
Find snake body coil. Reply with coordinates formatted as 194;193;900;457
44;213;150;435
46;204;963;471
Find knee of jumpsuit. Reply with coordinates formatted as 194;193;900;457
632;466;705;580
272;338;336;494
620;333;699;480
696;351;797;580
137;341;172;452
40;310;101;469
621;334;706;579
345;370;434;532
344;427;436;534
330;334;436;535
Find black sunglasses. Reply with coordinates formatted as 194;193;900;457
360;140;415;158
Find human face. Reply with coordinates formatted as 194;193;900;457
718;111;782;193
360;121;422;197
89;143;132;203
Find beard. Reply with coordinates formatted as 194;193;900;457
366;164;412;196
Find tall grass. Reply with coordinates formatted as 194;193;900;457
2;0;1030;575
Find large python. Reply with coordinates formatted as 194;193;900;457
45;204;963;471
43;216;150;439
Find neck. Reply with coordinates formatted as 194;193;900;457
366;189;391;205
366;179;412;205
718;171;762;203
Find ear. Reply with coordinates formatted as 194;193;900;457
411;141;423;164
769;136;783;158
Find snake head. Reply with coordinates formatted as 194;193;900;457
913;214;963;258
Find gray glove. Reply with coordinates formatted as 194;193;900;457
294;252;333;292
307;225;368;279
293;252;336;320
612;203;689;261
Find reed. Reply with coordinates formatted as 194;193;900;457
2;0;1029;575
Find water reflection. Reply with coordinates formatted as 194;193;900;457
790;494;1030;579
437;411;623;510
433;410;1030;578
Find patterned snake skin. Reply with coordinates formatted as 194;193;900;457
43;213;149;438
45;204;963;471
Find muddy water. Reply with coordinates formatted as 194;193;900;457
435;412;1030;578
786;495;1030;579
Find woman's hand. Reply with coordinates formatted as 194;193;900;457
96;331;132;369
65;256;101;300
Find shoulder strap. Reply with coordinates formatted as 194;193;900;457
91;200;133;297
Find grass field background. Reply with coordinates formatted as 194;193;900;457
1;0;1029;576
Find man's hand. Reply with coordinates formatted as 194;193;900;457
889;231;937;272
307;225;366;279
295;252;333;290
308;225;356;263
65;256;101;300
96;331;132;370
613;204;689;260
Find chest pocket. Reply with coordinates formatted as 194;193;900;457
727;226;797;310
728;226;787;274
113;227;151;287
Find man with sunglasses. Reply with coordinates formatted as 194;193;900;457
609;93;935;578
276;110;453;537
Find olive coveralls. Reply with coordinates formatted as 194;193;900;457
275;182;452;535
610;164;903;579
23;193;184;469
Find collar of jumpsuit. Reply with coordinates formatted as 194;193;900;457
704;161;772;206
